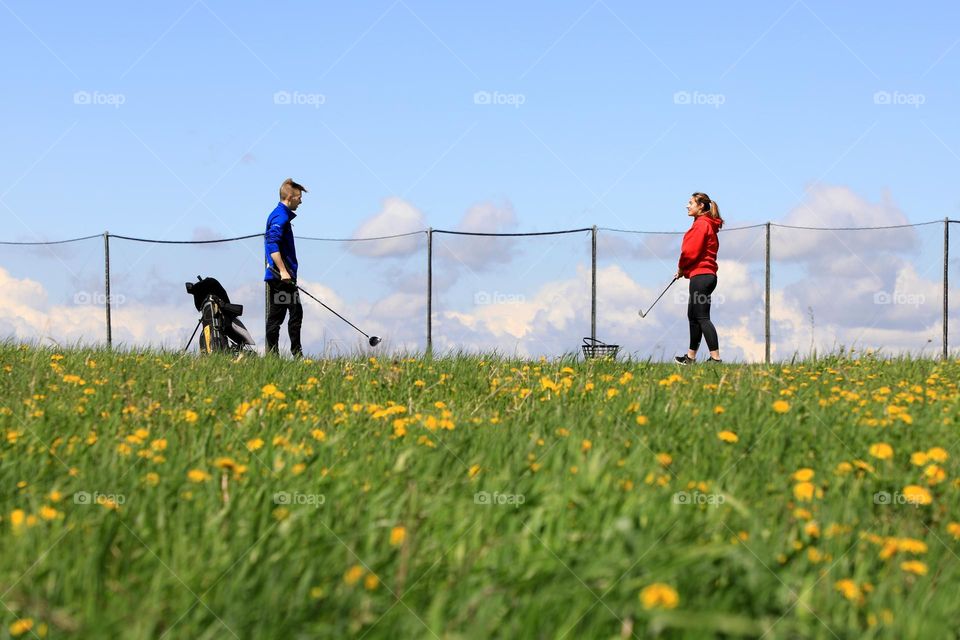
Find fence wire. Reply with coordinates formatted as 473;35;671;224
0;220;955;361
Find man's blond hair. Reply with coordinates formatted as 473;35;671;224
279;178;308;200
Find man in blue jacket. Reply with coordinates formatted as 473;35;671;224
264;178;307;356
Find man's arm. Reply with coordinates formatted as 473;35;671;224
270;251;291;280
265;211;291;280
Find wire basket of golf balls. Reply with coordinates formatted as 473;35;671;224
581;337;619;360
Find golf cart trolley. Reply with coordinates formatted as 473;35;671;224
184;276;256;354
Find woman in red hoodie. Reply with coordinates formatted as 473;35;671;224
674;192;723;365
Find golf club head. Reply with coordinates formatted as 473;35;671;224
368;336;382;347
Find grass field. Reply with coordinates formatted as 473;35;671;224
1;344;959;639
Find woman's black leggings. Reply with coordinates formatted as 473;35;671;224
688;274;719;353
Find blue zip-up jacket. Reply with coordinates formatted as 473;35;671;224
264;202;298;281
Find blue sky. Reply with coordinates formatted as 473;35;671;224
1;1;958;358
3;0;959;241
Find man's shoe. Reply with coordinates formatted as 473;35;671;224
674;355;695;365
705;357;723;364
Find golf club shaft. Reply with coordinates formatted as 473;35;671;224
269;267;371;339
294;284;371;339
641;276;679;317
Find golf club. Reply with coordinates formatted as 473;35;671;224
270;268;381;347
638;275;679;318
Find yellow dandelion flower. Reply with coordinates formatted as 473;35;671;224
39;506;59;521
834;579;861;602
187;469;210;483
468;464;481;478
145;472;160;486
540;377;560;392
246;438;264;451
656;452;673;466
946;522;960;539
182;410;199;424
390;526;406;547
772;400;790;414
792;468;815;482
606;388;619;399
581;439;592;453
714;405;725;414
717;430;738;443
910;451;928;466
261;383;279;397
9;619;33;637
344;565;365;586
214;457;237;471
927;447;948;462
852;459;875;474
924;464;946;485
639;583;679;610
635;415;649;426
311;429;327;442
364;574;380;590
868;443;893;460
48;490;62;503
900;560;927;575
151;438;167;451
902;485;932;505
835;461;853;475
793;482;816;502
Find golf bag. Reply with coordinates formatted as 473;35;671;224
184;276;256;354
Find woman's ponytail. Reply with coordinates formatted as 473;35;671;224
709;200;722;227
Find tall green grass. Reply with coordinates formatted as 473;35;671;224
1;344;958;638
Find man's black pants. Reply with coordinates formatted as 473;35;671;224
265;279;303;356
688;274;719;353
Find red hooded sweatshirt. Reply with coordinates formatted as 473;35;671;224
678;214;723;278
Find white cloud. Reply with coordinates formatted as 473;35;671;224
348;197;426;258
773;185;919;263
436;200;518;271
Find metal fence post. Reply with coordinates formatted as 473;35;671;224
945;217;950;360
426;227;433;355
765;222;771;364
591;226;597;343
104;231;112;347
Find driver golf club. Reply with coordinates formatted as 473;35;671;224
638;275;679;318
270;268;381;346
